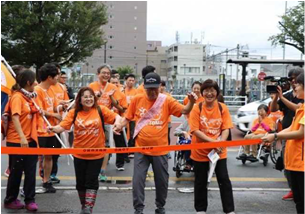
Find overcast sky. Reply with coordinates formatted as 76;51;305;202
147;1;302;59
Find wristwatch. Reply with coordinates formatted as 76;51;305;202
274;133;278;141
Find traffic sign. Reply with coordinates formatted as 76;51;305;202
258;72;266;81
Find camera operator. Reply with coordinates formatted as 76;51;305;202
270;66;304;201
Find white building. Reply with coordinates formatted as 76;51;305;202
167;43;207;88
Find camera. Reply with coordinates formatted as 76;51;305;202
264;76;291;93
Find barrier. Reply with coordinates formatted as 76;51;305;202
1;139;260;155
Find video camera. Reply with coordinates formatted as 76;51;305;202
264;76;291;93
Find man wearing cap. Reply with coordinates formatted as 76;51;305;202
114;73;197;214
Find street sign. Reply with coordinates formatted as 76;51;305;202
258;72;266;81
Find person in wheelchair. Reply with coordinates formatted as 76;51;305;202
174;118;193;171
239;104;275;162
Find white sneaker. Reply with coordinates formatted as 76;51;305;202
117;167;125;171
196;212;206;214
227;212;235;214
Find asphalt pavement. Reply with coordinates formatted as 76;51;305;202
1;115;296;214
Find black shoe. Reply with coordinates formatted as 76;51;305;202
239;153;247;159
260;153;269;161
50;175;60;184
125;157;130;163
155;207;165;214
247;155;258;162
42;182;56;193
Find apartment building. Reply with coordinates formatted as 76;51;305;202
81;1;147;78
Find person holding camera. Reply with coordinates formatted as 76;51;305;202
263;72;304;214
269;67;304;201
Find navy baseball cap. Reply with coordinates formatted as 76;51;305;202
144;72;161;89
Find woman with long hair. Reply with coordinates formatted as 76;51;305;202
3;70;39;211
49;87;122;214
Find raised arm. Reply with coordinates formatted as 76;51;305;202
181;92;197;114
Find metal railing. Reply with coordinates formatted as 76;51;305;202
171;95;248;107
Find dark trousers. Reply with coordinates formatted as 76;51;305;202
113;131;127;168
74;157;103;191
128;121;135;148
133;153;169;211
4;142;38;204
290;171;304;214
193;159;234;213
51;138;62;176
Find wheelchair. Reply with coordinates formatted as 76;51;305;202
236;119;282;166
172;135;193;178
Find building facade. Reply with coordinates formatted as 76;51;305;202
167;43;207;89
81;1;147;79
146;41;168;80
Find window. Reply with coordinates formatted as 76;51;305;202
134;6;137;9
134;16;137;20
108;56;113;59
161;60;167;63
174;46;178;52
134;46;137;49
109;25;113;29
109;45;114;49
108;35;114;39
134;26;137;30
134;35;137;40
109;4;114;8
109;14;114;19
174;56;178;61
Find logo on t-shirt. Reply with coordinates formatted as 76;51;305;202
75;118;100;137
138;107;163;127
200;116;222;136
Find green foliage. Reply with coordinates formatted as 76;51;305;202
269;2;304;53
116;66;134;79
1;1;108;69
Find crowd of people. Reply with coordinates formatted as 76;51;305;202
1;63;304;214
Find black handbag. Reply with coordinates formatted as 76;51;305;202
275;156;284;171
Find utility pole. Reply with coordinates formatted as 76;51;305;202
236;44;240;90
104;43;107;63
283;1;287;60
283;1;287;76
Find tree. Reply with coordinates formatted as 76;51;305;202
269;2;304;54
1;1;108;71
116;66;134;79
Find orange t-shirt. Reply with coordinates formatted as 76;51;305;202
88;81;120;109
35;86;58;137
125;93;184;156
50;83;69;103
124;87;137;105
189;101;233;162
59;105;117;160
285;104;304;172
183;96;204;105
162;92;172;123
251;117;275;135
269;111;283;123
136;83;145;94
113;90;128;117
6;92;38;144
